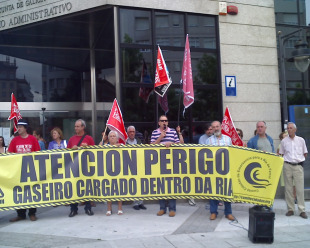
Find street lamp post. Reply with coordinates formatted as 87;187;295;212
278;29;310;130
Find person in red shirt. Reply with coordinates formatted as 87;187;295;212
67;119;95;217
8;119;40;222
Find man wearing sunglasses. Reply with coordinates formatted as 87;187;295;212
151;115;181;217
151;115;181;147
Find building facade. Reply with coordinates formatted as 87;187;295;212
275;0;310;194
6;0;310;197
0;0;281;144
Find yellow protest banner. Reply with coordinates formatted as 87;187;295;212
0;144;283;210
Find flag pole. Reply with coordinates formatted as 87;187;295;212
101;125;108;144
177;81;182;126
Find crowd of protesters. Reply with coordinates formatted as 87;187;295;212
0;116;308;222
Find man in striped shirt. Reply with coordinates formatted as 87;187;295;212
206;120;235;221
151;115;180;147
151;115;180;217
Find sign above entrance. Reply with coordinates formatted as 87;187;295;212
0;0;73;30
0;0;111;31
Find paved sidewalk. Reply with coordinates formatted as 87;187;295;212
0;199;309;247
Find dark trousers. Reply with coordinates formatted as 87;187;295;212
17;208;36;218
210;200;232;215
70;201;91;212
159;199;176;212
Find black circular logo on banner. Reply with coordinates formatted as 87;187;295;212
244;162;271;188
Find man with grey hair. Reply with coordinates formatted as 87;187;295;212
279;122;308;219
126;125;147;210
247;121;274;153
206;121;234;221
126;126;142;145
67;119;95;217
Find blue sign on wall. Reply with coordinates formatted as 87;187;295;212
225;76;236;96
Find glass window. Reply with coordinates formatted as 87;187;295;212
192;52;218;85
155;12;184;47
135;17;150;30
275;0;298;25
287;89;305;105
157;38;170;46
120;8;220;130
156;15;169;28
121;87;155;122
305;91;310;104
174;61;181;72
283;14;299;25
203;38;216;49
190;37;200;48
187;15;216;49
0;71;6;79
121;48;154;84
286;37;301;48
9;71;15;79
95;110;113;144
192;88;221;121
188;15;199;27
57;78;64;89
49;79;55;90
173;38;182;46
172;14;181;27
299;0;310;26
120;9;152;44
0;54;92;102
0;110;93;144
95;50;116;102
287;81;303;88
202;16;216;27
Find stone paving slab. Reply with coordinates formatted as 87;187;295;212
0;203;197;240
0;199;310;248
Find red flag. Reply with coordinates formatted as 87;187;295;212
106;99;128;144
221;107;243;146
139;59;153;103
158;93;169;114
154;46;172;97
8;93;22;133
182;34;194;115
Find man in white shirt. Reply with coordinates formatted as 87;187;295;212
279;122;308;219
206;121;234;221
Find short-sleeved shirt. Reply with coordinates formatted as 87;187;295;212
67;135;95;148
151;127;180;144
206;134;232;146
8;135;41;153
279;135;308;163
